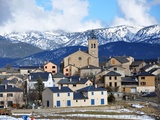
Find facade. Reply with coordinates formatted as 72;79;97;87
19;66;43;75
103;71;121;91
0;85;24;108
62;36;99;77
52;72;66;87
130;61;146;75
58;76;93;91
106;56;134;76
42;85;108;108
103;66;125;77
80;65;101;78
121;76;138;93
28;72;53;90
136;72;155;92
43;62;58;75
42;86;73;108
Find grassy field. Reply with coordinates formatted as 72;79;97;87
10;100;160;120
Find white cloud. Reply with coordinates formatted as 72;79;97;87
111;0;158;27
0;0;102;34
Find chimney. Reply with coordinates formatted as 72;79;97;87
5;84;7;89
58;85;61;90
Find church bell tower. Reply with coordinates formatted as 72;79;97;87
88;30;98;58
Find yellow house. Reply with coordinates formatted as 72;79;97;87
136;71;155;92
103;71;121;92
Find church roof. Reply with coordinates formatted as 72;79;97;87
80;65;100;69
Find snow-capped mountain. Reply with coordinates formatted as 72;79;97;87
133;25;160;44
3;25;160;50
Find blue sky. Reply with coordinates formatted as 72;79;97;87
0;0;159;34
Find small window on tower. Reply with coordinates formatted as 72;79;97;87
94;44;96;48
91;44;93;48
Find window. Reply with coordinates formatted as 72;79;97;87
78;57;82;60
57;93;60;97
101;99;104;105
123;88;125;92
91;91;94;95
0;101;4;105
66;69;68;72
68;93;70;96
115;76;117;80
94;44;96;48
109;76;112;80
141;77;145;80
52;66;55;68
76;100;78;102
52;71;55;73
56;101;60;107
91;44;93;48
84;100;86;102
101;91;104;95
73;84;76;87
141;82;146;86
109;82;112;87
7;101;12;107
0;94;3;97
66;73;69;76
112;60;115;65
7;93;13;97
115;82;117;87
45;66;47;69
114;67;117;71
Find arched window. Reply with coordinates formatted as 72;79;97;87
91;44;93;48
94;44;96;48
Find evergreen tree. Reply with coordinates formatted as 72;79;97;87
34;75;44;100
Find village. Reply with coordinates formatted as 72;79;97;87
0;35;160;119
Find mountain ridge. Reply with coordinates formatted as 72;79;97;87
2;25;160;50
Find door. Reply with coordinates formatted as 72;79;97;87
101;99;104;105
47;100;49;107
67;100;71;106
56;101;60;107
91;99;95;105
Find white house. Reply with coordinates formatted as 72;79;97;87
42;85;108;108
28;72;53;90
42;86;73;107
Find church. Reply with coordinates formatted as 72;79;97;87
61;32;99;77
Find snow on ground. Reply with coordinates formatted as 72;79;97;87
0;108;155;120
